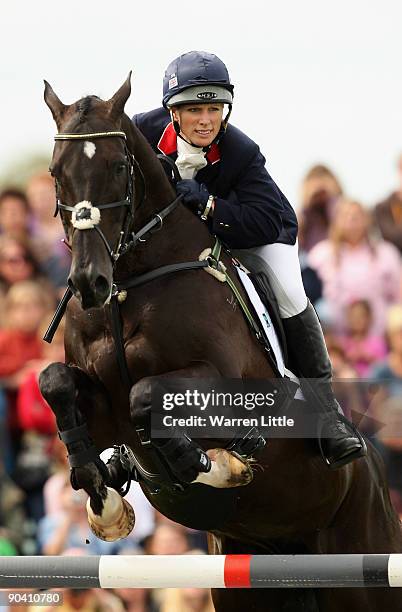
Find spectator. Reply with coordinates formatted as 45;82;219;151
0;281;52;472
43;435;69;517
370;396;402;509
298;164;343;253
323;332;366;424
13;317;61;523
0;235;41;291
146;523;190;556
340;300;387;378
0;462;25;552
26;172;70;290
0;387;13;474
0;281;51;392
374;153;402;253
299;250;323;306
0;236;53;325
370;304;402;398
160;586;215;612
309;198;401;335
0;188;31;241
53;588;124;612
114;586;157;612
17;318;63;436
325;332;358;379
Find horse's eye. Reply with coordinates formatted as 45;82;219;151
115;163;127;176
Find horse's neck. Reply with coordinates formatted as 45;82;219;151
120;114;212;270
122;115;175;223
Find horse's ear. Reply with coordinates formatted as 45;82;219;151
107;72;132;120
44;81;68;128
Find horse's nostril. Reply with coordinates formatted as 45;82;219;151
95;275;110;299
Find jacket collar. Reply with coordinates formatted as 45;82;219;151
157;122;221;165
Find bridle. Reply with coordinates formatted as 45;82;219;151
53;130;139;265
53;130;184;266
44;128;184;345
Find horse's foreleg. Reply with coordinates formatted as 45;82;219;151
39;363;134;541
129;362;253;489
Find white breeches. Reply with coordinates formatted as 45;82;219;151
232;240;308;319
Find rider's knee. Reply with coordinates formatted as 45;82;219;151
277;286;308;319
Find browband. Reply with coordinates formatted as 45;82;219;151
54;131;127;141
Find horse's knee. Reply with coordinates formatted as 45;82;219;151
39;362;75;405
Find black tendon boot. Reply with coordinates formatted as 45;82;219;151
282;301;367;469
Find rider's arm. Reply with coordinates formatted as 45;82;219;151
210;148;287;249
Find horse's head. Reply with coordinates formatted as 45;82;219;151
44;75;135;309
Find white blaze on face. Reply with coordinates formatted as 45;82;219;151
83;141;96;159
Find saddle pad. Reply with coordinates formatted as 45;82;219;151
236;267;286;376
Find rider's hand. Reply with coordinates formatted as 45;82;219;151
176;179;210;214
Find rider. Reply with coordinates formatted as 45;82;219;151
132;50;366;470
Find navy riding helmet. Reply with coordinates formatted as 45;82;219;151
162;51;234;109
162;51;234;143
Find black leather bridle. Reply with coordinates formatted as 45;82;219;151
45;132;184;344
53;130;138;264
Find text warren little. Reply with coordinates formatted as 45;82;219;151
162;415;294;428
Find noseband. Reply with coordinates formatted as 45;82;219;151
54;130;139;264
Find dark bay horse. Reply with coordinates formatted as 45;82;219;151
40;75;402;612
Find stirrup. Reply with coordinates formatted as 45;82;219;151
226;426;266;457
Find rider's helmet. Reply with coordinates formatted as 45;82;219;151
163;50;234;108
162;51;234;141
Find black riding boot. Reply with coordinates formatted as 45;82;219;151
282;301;367;469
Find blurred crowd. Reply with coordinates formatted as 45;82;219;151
0;154;402;610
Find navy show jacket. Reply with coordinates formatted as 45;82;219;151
132;107;298;249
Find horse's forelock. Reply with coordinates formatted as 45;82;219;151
75;96;104;124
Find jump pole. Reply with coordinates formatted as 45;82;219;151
1;555;402;589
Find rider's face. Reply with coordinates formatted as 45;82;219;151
172;103;224;147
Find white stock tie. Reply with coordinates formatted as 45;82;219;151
175;137;207;179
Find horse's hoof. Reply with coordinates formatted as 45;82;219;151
193;448;253;488
86;486;135;542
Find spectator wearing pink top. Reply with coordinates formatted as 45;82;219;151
298;164;343;253
308;198;401;335
340;300;387;378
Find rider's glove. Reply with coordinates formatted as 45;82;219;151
176;179;210;215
